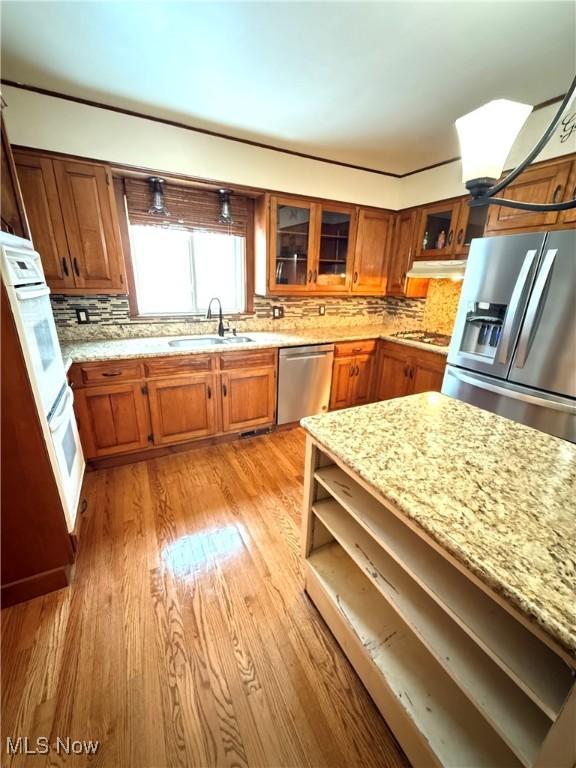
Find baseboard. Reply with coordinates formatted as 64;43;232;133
1;566;71;608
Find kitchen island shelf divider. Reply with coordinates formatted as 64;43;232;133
302;440;576;768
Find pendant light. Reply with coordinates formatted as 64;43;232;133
455;74;576;212
218;189;234;225
147;177;170;216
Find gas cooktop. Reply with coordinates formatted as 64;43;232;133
391;330;452;348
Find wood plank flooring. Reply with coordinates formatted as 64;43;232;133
1;428;409;768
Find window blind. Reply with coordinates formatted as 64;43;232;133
123;178;250;237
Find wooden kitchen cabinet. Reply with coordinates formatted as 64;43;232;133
74;381;151;458
71;348;277;460
1;115;29;239
148;374;218;444
376;340;446;401
330;340;377;410
221;367;276;432
484;157;573;234
414;199;462;259
351;209;393;294
265;195;356;294
14;150;126;293
12;151;74;289
387;209;417;295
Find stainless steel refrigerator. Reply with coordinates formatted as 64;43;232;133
442;229;576;442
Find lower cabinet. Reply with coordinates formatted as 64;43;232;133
330;341;377;410
376;341;446;401
71;349;278;460
74;381;151;458
221;368;276;432
147;374;218;445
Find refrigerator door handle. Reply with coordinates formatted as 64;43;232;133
496;249;538;364
514;249;557;369
448;368;576;414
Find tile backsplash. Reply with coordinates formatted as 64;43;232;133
421;279;462;336
51;293;427;342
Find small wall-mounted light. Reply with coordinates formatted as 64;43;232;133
148;177;170;216
218;189;234;225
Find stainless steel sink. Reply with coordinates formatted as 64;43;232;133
168;337;227;348
167;335;255;348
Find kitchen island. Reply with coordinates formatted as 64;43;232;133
300;393;576;768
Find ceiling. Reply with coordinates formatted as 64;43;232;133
1;1;574;175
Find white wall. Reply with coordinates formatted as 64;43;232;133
2;85;401;209
4;85;574;211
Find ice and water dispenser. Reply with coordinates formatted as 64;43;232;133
459;301;507;360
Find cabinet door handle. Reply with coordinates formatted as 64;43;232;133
62;257;70;277
457;229;463;245
222;383;227;397
73;257;81;277
102;370;122;377
353;271;358;283
349;365;354;377
207;385;212;399
447;229;453;246
409;367;414;379
404;365;409;378
552;184;563;203
572;186;576;201
307;269;312;283
355;365;360;376
313;269;317;282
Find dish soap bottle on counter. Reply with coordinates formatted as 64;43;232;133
436;230;446;249
422;231;429;250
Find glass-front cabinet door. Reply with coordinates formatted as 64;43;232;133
454;202;488;257
415;200;461;260
315;204;355;291
270;197;316;292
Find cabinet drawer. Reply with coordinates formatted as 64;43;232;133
71;360;143;386
219;349;277;370
334;340;377;357
144;354;215;378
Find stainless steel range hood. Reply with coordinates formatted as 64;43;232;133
406;259;467;279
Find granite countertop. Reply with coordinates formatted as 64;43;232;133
60;325;449;369
301;393;576;658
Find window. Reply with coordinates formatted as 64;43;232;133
121;177;253;317
130;225;246;316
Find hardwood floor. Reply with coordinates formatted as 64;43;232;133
1;428;409;768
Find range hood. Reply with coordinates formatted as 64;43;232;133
406;260;467;279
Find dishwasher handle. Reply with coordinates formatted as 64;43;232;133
282;351;333;361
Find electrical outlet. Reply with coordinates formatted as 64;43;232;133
272;306;284;320
318;305;326;316
76;309;90;324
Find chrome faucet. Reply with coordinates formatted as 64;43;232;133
206;297;227;337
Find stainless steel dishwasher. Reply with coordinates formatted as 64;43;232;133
277;344;335;425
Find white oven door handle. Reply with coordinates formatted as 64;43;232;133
49;387;74;432
15;285;51;301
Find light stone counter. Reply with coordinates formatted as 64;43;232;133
61;325;449;369
301;392;576;658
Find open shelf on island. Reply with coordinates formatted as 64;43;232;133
314;464;573;721
307;541;522;768
312;498;552;767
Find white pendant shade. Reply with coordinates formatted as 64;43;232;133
456;99;533;184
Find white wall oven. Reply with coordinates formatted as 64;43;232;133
1;233;84;530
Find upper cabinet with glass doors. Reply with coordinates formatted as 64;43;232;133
263;195;357;294
414;198;488;260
